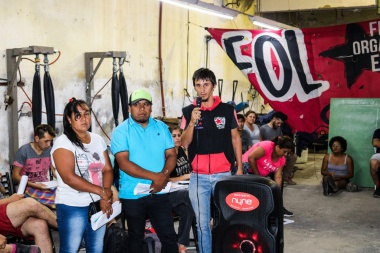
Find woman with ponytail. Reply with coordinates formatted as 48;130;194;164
51;98;114;253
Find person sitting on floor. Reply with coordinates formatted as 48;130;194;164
168;126;195;253
369;128;380;197
0;193;57;253
12;124;57;209
320;136;354;196
0;234;40;253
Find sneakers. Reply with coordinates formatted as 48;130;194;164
283;207;294;217
322;180;329;196
12;244;41;253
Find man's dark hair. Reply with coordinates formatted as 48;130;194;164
329;136;348;152
271;111;288;121
34;124;56;139
237;114;245;122
192;68;216;86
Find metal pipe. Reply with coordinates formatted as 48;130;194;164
158;1;166;116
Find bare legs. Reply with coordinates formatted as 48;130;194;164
370;159;380;188
6;198;57;253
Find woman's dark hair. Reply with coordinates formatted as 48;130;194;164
272;136;294;150
244;110;256;118
237;114;245;122
169;125;182;134
329;136;347;152
63;97;89;150
192;68;216;86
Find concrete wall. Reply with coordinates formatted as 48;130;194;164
0;0;265;173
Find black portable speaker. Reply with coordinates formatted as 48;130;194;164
212;175;283;253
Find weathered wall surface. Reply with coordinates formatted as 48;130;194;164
0;0;262;173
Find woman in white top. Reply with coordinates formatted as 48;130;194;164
51;98;113;253
244;110;261;145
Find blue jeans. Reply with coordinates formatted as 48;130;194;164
56;204;105;253
189;172;231;253
121;194;178;253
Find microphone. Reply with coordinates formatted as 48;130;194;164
196;97;202;127
196;97;202;108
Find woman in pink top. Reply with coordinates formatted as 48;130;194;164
242;136;294;189
242;136;295;216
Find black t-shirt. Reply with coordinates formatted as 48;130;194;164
170;147;192;178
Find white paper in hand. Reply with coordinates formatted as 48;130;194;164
90;201;122;231
17;175;28;194
37;181;58;189
133;182;172;195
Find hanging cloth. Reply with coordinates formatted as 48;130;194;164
43;54;56;130
111;58;120;126
118;58;128;120
32;55;42;130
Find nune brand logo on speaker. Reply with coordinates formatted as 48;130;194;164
225;192;259;211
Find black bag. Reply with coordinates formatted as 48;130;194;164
88;200;101;222
103;223;129;253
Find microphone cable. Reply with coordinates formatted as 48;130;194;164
195;106;204;253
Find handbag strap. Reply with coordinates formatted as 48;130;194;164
74;150;97;203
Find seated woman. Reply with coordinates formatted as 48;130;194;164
168;126;195;253
242;136;295;217
320;136;354;196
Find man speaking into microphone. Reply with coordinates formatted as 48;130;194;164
180;68;243;253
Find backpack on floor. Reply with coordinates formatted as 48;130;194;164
103;223;129;253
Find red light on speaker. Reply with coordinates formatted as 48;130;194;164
251;232;258;241
238;232;248;238
225;192;259;211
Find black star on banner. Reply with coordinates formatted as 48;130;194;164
319;23;380;88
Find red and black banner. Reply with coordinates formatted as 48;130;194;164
207;19;380;134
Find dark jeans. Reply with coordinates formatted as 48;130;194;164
121;194;178;253
168;189;195;246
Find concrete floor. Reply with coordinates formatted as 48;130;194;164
283;152;380;253
52;151;380;253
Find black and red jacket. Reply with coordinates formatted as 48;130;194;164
182;97;237;174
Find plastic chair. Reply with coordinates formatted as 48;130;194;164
1;172;14;196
